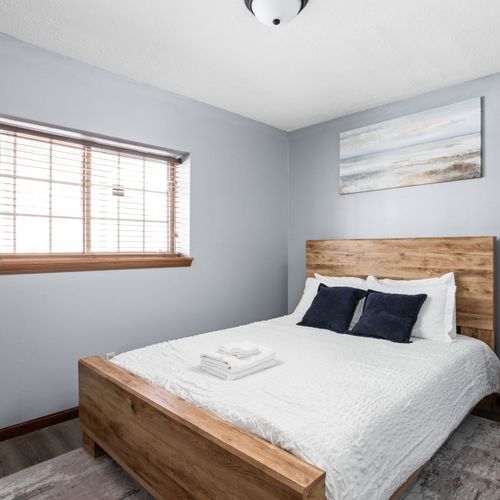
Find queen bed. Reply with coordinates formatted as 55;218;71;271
79;237;500;500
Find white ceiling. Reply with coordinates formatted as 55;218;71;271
1;0;500;131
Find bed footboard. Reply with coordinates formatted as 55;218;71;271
79;356;326;500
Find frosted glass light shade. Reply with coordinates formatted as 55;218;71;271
251;0;302;26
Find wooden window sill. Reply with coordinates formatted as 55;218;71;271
0;254;194;275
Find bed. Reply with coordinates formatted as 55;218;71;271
79;236;500;500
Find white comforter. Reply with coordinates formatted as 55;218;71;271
112;316;500;500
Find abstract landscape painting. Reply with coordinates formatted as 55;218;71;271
339;98;481;194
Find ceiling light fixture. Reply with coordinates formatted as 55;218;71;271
244;0;309;27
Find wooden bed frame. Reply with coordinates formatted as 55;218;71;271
79;236;496;499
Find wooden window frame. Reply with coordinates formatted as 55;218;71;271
0;120;193;275
0;253;193;275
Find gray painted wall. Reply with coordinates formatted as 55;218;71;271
0;35;289;428
2;33;499;429
288;73;500;352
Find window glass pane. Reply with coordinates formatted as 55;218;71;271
91;219;118;253
145;222;168;252
0;128;179;258
145;159;167;192
0;136;14;176
16;137;50;180
91;184;118;219
52;182;82;218
119;220;143;252
120;188;143;221
52;218;83;252
91;150;117;186
0;215;13;252
16;216;49;253
120;156;143;188
16;179;50;215
0;177;14;214
52;143;83;184
145;191;167;221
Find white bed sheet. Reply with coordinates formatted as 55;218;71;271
112;316;500;500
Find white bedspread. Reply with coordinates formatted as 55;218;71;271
112;316;500;500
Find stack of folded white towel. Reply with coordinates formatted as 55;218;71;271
200;341;277;380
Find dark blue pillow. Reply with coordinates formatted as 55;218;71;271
349;290;427;343
298;284;367;333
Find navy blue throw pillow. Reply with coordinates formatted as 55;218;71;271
349;290;427;343
298;284;367;333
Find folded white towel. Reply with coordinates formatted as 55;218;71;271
218;341;261;358
201;358;278;381
201;345;275;373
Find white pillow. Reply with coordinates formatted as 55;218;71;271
373;273;457;334
314;273;367;289
367;273;456;342
292;275;368;328
292;277;321;320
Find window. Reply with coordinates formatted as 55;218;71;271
0;120;191;274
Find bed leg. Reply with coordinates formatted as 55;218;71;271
82;431;104;458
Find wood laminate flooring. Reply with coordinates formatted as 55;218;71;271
0;419;81;479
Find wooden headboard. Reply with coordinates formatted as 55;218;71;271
306;237;496;350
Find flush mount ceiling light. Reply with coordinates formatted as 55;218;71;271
244;0;309;27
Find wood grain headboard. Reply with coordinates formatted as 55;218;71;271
306;237;496;350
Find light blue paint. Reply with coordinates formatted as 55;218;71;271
1;32;500;428
289;73;500;355
0;34;289;428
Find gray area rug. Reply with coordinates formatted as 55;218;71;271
0;415;498;499
401;415;500;500
0;448;152;500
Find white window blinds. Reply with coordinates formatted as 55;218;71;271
0;125;188;255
